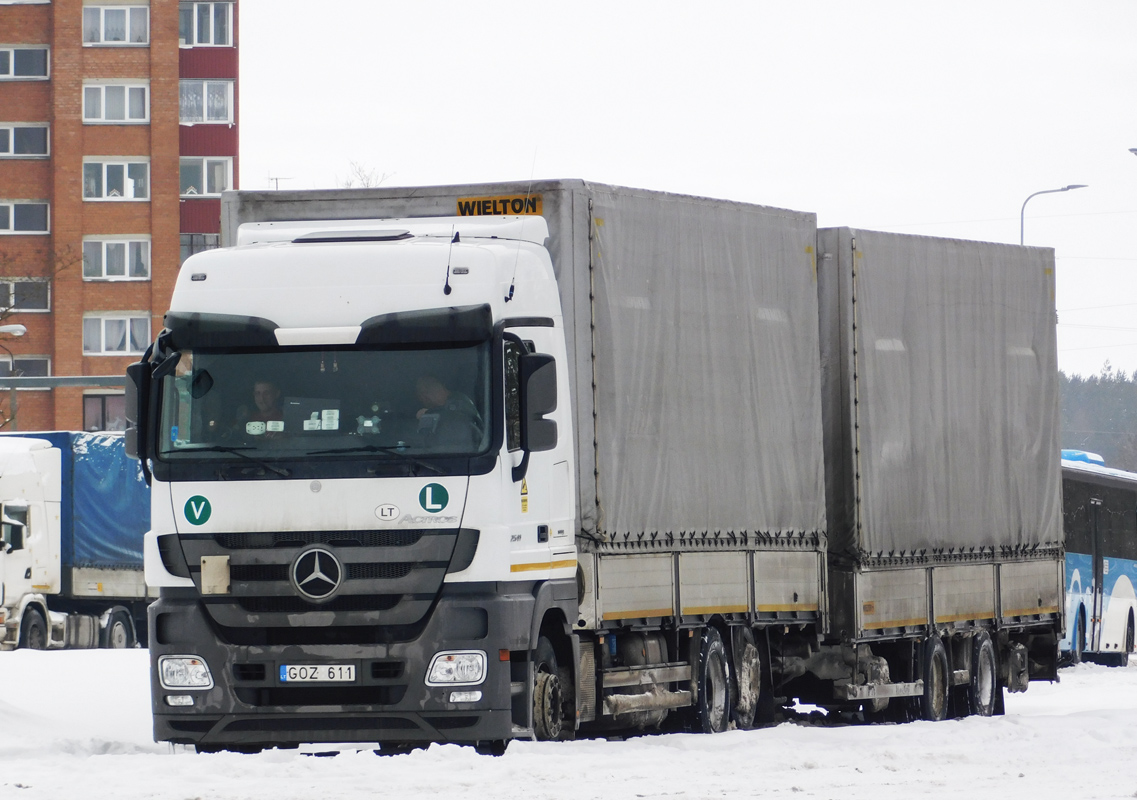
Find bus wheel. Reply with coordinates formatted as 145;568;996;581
1072;607;1086;664
968;632;998;717
1120;613;1134;668
920;635;949;721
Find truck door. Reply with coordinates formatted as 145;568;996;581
1;503;33;606
1090;497;1104;651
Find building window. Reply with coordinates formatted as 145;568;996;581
83;7;149;46
0;47;49;79
83;238;150;280
83;160;149;201
0;124;49;157
83;314;150;355
0;202;49;234
83;84;149;123
0;279;49;312
180;157;230;197
179;80;233;124
84;393;127;431
179;2;232;47
181;233;220;264
0;356;50;389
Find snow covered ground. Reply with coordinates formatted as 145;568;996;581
1;651;1135;800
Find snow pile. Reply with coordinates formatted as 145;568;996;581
0;651;1135;799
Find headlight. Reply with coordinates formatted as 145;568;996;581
158;655;214;689
426;650;487;686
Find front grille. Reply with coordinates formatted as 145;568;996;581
234;685;407;707
347;562;416;580
229;562;421;582
231;564;289;582
213;530;425;549
236;595;402;614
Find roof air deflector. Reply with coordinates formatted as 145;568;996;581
291;229;412;244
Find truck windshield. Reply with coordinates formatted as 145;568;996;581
156;342;492;463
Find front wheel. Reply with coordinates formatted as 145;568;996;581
18;608;47;650
532;636;565;741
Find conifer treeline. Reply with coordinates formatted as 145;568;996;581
1060;363;1137;471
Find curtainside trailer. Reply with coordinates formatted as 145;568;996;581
127;181;1062;751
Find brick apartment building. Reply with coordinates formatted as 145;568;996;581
0;0;238;431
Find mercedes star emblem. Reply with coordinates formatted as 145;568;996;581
291;547;342;601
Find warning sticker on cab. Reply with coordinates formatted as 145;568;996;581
457;195;542;216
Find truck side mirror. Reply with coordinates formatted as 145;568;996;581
519;353;557;453
124;360;149;461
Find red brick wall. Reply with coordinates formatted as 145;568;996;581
0;0;235;431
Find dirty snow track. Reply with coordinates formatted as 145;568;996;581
1;651;1135;800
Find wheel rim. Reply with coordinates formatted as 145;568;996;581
110;621;129;649
706;650;728;731
27;616;46;649
977;646;995;710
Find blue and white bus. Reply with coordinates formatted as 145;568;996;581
1061;450;1137;666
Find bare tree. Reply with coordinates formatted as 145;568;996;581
339;162;394;189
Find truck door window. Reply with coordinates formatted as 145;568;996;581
505;337;523;451
2;505;26;551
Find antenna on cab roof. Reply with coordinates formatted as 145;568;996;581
443;229;458;296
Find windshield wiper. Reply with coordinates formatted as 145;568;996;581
179;445;292;478
306;444;443;475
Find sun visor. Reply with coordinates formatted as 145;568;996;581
356;304;493;345
163;311;279;349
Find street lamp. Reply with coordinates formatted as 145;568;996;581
0;324;27;430
1020;184;1088;245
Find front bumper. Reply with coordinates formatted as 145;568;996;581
150;583;533;748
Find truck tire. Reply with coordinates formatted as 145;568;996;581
18;608;47;650
532;636;564;741
968;631;998;717
920;635;949;722
693;627;731;734
1071;606;1086;664
730;627;760;730
104;610;134;649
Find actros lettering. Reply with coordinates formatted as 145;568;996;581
400;514;459;525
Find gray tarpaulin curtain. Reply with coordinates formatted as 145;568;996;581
582;187;827;540
819;228;1062;559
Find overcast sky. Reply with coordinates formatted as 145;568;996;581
238;1;1137;377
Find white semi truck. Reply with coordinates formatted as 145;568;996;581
127;181;1063;752
0;431;151;650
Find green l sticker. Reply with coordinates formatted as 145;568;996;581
184;495;212;525
419;483;448;513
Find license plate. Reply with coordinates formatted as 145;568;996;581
280;664;356;682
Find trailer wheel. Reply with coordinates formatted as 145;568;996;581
920;635;949;721
730;628;760;730
532;636;564;741
694;627;731;734
104;610;134;649
18;608;47;650
968;632;998;717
